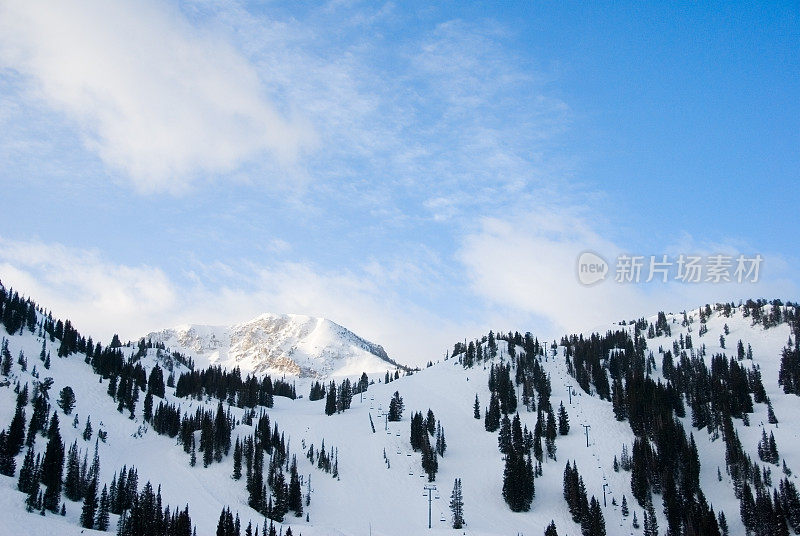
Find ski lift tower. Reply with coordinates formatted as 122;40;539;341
423;484;437;529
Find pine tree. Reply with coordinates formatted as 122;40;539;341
473;394;480;419
435;422;447;457
41;413;64;512
558;401;570;435
96;484;110;531
0;431;15;476
64;440;82;501
484;392;501;432
643;496;658;536
272;469;288;522
26;391;48;446
587;496;606;536
25;470;40;513
7;404;26;456
713;510;728;536
324;381;337;416
498;414;512;454
768;400;779;424
421;435;437;481
502;450;533;512
388;391;404;421
449;478;464;529
233;437;242;480
57;386;76;415
144;391;154;422
17;446;36;493
82;416;92;441
79;469;98;529
545;409;557;460
426;409;436;435
1;338;12;376
288;456;303;517
544;520;558;536
621;495;629;516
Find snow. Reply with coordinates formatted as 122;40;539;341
145;313;399;379
0;302;797;535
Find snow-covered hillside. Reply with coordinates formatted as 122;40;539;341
0;292;798;536
145;313;404;379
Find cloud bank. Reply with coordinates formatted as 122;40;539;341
0;0;313;192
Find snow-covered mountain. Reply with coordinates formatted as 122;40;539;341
1;287;799;536
145;313;406;378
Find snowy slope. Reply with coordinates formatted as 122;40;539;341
0;301;797;536
145;313;404;379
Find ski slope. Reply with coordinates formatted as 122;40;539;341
0;303;797;535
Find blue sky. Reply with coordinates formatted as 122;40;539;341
0;1;797;365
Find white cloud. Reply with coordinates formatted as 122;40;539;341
0;237;177;339
0;238;466;367
0;0;314;192
458;209;798;337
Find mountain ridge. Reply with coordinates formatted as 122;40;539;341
145;312;408;379
1;279;798;536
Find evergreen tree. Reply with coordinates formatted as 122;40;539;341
418;430;438;481
558;401;570;435
82;416;92;441
387;391;404;421
25;473;40;513
324;381;337;416
498;414;512;454
502;449;534;512
288;456;303;517
147;364;166;398
57;386;76;415
7;404;26;456
410;412;425;451
17;446;36;494
545;409;557;460
425;409;436;435
79;469;98;529
435;422;447;457
217;506;235;536
585;496;606;536
473;394;480;420
143;391;154;422
544;520;558;536
449;478;464;529
96;484;110;531
484;392;501;432
233;437;242;480
643;496;658;536
768;400;779;424
64;440;82;501
630;437;651;507
0;431;15;476
1;338;12;376
272;469;289;522
41;413;64;512
26;391;49;446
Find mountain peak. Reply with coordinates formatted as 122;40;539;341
146;312;403;378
